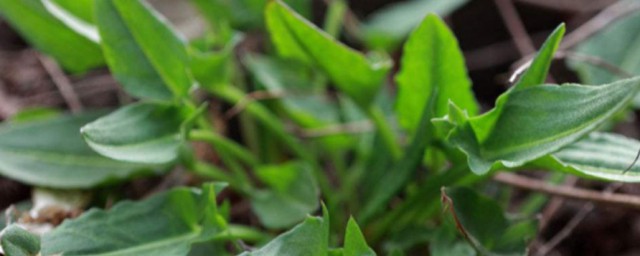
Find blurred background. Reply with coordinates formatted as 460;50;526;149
1;0;639;255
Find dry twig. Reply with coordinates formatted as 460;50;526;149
37;54;83;112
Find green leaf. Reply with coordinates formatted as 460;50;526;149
343;218;376;256
0;112;161;188
251;162;319;229
81;102;188;164
531;132;640;182
239;206;330;256
362;0;469;51
0;0;103;73
568;5;640;106
441;187;535;256
95;0;193;100
189;35;240;91
395;14;478;135
442;25;640;174
42;183;227;256
265;0;391;107
42;0;98;42
1;225;41;256
360;86;437;223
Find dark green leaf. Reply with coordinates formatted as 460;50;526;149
42;183;226;256
0;0;103;73
441;187;535;256
189;35;240;91
95;0;193;100
251;162;319;229
81;102;188;164
0;112;161;188
265;0;391;107
440;25;640;174
395;14;478;135
1;225;40;256
362;0;469;51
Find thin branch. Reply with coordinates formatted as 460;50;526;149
224;91;285;119
494;173;640;209
560;0;640;50
494;0;536;55
555;51;634;79
37;54;83;112
534;183;623;255
0;83;20;119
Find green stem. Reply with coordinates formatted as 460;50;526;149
189;129;259;167
213;86;335;205
367;106;402;159
323;0;347;37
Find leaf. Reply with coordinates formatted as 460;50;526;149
359;86;437;223
250;162;319;229
0;112;161;188
0;0;103;73
362;0;469;51
531;132;640;182
42;0;99;42
240;206;329;256
1;225;41;256
42;183;226;256
189;35;241;91
568;4;640;106
265;0;391;107
395;14;478;135
441;187;535;256
343;218;376;256
95;0;193;100
81;102;188;164
441;25;640;174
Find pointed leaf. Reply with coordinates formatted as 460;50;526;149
0;112;161;188
95;0;192;100
42;184;226;256
442;25;640;174
343;218;376;256
265;0;391;107
395;14;478;135
81;102;188;164
0;0;103;73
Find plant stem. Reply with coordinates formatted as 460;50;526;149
366;106;401;159
189;129;260;167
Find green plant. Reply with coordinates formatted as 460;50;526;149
0;0;639;255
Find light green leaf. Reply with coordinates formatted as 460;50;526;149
441;187;535;256
0;0;103;73
81;102;188;164
532;132;640;182
239;206;329;256
189;35;240;91
251;162;319;229
95;0;193;100
265;0;392;107
42;183;226;256
0;112;161;188
362;0;468;51
343;218;376;256
395;14;478;135
1;225;40;256
442;25;640;174
568;3;640;106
